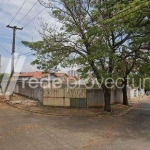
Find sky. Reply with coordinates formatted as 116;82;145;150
0;0;58;73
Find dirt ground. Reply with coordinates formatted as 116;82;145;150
0;96;150;150
4;94;148;117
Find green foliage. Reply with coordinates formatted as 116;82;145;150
21;0;150;110
0;74;4;83
139;63;150;76
23;0;150;83
144;79;150;91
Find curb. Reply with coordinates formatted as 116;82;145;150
113;97;148;117
6;101;100;118
5;97;149;118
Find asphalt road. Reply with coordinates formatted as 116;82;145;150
0;99;150;150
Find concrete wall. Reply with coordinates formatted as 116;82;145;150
14;82;44;103
87;88;123;107
111;88;123;103
140;89;145;96
43;88;86;107
86;88;144;107
127;88;145;99
15;82;145;107
86;89;104;107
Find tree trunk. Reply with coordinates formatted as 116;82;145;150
89;61;112;112
122;78;128;105
103;85;111;112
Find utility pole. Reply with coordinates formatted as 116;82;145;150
6;25;23;100
0;55;1;73
0;55;2;93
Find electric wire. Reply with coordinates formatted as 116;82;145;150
0;44;11;54
14;34;41;59
23;7;46;28
4;0;149;59
15;52;34;59
17;0;38;26
8;0;26;25
18;51;33;57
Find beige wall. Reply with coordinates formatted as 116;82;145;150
43;88;86;107
43;88;123;107
86;88;123;107
15;83;145;108
14;82;43;103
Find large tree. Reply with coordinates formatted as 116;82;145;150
109;0;150;104
23;0;150;111
23;0;125;111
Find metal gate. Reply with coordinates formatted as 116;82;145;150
70;98;87;108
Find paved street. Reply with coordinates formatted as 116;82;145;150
0;99;150;150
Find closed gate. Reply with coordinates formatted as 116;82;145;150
70;98;87;108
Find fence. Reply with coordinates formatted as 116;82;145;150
128;88;145;99
14;82;145;108
86;88;123;107
43;88;86;107
15;82;43;103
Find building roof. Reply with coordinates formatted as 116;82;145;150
14;71;70;79
67;76;80;80
14;72;46;78
53;72;68;77
40;72;69;78
13;71;82;81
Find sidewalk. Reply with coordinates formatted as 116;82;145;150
2;94;148;117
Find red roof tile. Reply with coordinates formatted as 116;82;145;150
52;72;68;77
14;72;69;79
14;72;47;78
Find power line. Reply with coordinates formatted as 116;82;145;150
6;0;148;58
8;0;26;25
14;34;42;59
17;1;38;26
23;0;148;29
23;7;46;28
18;51;33;57
0;44;11;54
15;52;34;59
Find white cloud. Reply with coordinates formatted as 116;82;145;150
1;55;39;73
0;0;57;72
